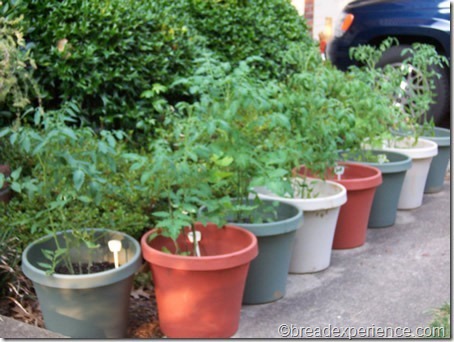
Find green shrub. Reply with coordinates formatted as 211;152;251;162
4;0;314;134
185;0;314;80
5;0;204;133
0;15;40;125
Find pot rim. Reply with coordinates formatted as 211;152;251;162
332;161;382;190
295;163;382;191
254;178;347;212
382;137;438;159
22;228;142;289
422;127;451;147
229;198;303;236
341;149;412;174
141;223;258;271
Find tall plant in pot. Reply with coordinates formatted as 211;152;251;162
129;107;259;338
137;57;302;321
1;106;147;338
270;43;385;251
333;39;415;228
186;57;305;304
394;43;451;194
255;44;349;271
351;40;446;209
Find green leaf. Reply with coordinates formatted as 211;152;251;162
73;169;85;191
152;212;170;218
10;182;21;193
84;241;100;249
61;127;77;141
10;167;22;181
77;195;93;203
54;248;69;258
37;262;53;270
41;249;55;261
140;171;153;184
0;128;10;138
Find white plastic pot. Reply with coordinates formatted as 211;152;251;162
255;177;347;273
383;137;438;209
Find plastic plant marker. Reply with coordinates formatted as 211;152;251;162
187;231;202;257
334;165;345;181
108;240;122;268
378;154;388;164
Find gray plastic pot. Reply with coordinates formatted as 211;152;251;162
422;127;451;193
229;199;302;304
341;150;412;228
22;228;142;338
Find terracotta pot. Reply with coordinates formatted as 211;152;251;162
141;223;258;338
296;162;382;249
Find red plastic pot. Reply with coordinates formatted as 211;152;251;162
141;222;258;338
296;162;382;249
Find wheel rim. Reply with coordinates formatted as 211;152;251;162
390;62;431;120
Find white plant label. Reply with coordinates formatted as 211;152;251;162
334;165;345;181
187;231;202;257
377;154;388;164
108;240;122;268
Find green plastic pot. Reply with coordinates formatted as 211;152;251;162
422;127;451;193
22;229;142;338
340;150;412;228
229;199;303;304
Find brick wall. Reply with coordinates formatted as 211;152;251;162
304;0;314;34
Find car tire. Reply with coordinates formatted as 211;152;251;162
376;44;450;126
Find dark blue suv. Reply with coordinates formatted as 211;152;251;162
328;0;451;126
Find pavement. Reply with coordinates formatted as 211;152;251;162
233;178;451;338
0;179;450;339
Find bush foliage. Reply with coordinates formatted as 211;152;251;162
4;0;313;132
4;0;203;132
185;0;313;79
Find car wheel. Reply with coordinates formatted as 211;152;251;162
376;44;450;126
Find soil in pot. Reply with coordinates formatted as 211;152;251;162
55;262;115;274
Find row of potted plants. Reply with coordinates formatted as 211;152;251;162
1;40;449;338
